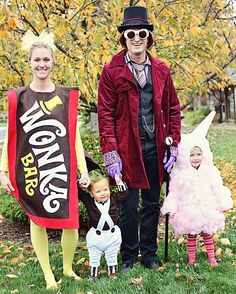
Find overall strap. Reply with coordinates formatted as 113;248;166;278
95;199;114;231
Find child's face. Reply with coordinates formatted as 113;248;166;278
190;146;203;169
90;179;111;203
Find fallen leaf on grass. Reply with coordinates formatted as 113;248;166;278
0;257;6;263
220;238;231;245
28;284;36;288
79;269;86;274
100;268;107;274
19;259;29;267
157;265;166;272
187;277;194;283
130;277;143;285
26;257;38;263
3;247;12;254
76;257;86;265
225;248;233;256
213;233;220;242
18;254;25;260
215;248;222;257
0;241;5;248
200;245;207;252
11;258;20;264
10;254;24;264
6;274;18;278
177;237;185;245
23;245;33;252
82;245;88;251
175;273;182;278
10;290;19;294
76;292;85;294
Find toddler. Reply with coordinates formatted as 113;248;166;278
161;111;233;266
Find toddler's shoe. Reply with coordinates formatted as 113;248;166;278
89;275;99;282
186;259;196;266
109;273;118;280
209;258;218;267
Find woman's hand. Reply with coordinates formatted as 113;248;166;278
78;172;90;189
0;171;15;193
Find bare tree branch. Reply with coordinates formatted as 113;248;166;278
222;31;234;57
0;55;25;86
201;0;215;26
69;0;98;22
203;54;236;84
15;0;39;35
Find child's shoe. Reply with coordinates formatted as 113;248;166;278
186;259;196;266
209;258;218;267
89;266;100;281
109;273;118;280
108;265;118;278
89;275;99;282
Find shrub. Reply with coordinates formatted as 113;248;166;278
81;132;104;171
183;107;211;126
0;189;28;223
78;133;103;230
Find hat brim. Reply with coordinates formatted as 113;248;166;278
118;23;153;33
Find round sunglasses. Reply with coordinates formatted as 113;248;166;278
124;29;149;40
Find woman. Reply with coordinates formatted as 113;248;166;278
0;30;89;290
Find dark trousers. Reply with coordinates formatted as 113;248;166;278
120;138;161;264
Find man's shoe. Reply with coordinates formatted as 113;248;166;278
142;260;158;269
121;263;133;273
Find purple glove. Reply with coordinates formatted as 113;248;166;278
108;162;122;178
163;146;178;173
104;151;122;179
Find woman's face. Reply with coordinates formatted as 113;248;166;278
190;146;203;169
30;47;53;81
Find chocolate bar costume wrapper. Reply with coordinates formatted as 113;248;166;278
7;85;80;229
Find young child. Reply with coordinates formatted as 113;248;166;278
79;172;128;280
161;111;233;267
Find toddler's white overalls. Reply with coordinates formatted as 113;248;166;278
86;199;121;276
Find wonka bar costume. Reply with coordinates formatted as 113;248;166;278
7;85;79;229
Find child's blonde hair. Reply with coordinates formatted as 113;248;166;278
88;171;108;191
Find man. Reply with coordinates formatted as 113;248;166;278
98;6;181;271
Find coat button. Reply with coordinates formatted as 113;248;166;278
96;230;101;235
163;124;166;128
111;227;115;233
161;110;163;113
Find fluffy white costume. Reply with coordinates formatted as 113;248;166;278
161;111;233;235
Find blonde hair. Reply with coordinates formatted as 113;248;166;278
29;42;54;60
88;171;108;191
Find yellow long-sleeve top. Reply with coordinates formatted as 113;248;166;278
0;123;88;174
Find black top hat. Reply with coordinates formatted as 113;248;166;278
118;6;153;33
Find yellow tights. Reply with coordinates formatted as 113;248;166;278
30;220;79;291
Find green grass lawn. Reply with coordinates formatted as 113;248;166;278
0;123;236;294
208;124;236;165
0;217;235;294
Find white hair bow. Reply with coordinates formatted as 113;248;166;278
22;29;56;52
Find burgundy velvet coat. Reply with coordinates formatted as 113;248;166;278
98;49;181;188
